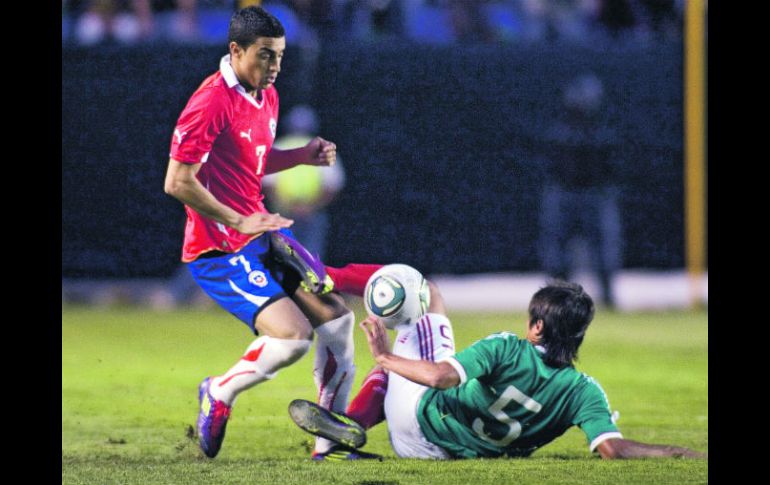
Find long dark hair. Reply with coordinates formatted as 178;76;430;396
228;6;285;48
528;281;595;368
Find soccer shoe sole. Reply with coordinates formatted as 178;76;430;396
312;446;383;461
288;399;366;449
270;232;331;294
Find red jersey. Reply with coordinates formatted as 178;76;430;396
170;55;280;262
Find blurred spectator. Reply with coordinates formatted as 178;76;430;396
368;0;405;38
513;0;683;44
67;0;199;45
639;0;683;39
596;0;637;37
69;0;150;45
158;0;200;42
262;105;346;259
597;0;683;41
518;0;602;43
537;73;622;308
446;0;496;42
285;0;337;38
333;0;404;41
63;0;685;48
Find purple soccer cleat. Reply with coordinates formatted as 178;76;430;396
196;377;232;458
270;231;334;295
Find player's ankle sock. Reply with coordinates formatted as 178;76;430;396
325;264;384;297
210;336;311;405
346;367;388;430
313;311;356;454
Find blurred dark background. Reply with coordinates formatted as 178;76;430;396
62;0;696;282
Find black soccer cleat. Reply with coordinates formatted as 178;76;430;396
288;399;367;449
311;444;383;461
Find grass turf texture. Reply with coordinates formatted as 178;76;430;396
62;303;707;485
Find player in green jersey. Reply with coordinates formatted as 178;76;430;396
290;280;705;460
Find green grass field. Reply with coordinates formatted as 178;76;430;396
62;303;708;485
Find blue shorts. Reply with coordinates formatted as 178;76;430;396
187;229;301;334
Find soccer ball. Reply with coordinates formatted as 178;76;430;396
364;264;430;329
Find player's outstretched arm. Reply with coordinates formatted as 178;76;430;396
360;316;459;389
596;438;706;459
264;136;336;174
164;158;293;235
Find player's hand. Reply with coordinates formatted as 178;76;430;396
674;448;708;459
360;315;391;359
306;136;336;167
234;211;293;236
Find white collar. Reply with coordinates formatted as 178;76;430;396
534;345;547;354
220;54;241;88
219;54;265;109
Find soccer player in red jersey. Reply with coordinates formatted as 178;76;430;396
163;6;354;459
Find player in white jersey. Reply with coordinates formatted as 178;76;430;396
290;280;706;460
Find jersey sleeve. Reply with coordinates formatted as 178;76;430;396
170;86;231;164
571;377;622;452
445;333;519;385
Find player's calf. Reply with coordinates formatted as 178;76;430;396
346;367;388;429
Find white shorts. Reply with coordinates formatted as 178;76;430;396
384;313;456;459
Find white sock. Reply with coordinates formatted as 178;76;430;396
313;311;356;453
210;336;311;405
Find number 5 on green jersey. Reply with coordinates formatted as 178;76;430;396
472;385;542;446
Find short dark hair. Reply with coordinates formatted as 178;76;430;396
228;6;285;48
528;281;595;368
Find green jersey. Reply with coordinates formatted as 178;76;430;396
416;332;620;458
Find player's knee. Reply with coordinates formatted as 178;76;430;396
258;317;314;340
257;336;313;374
274;336;312;364
283;325;315;341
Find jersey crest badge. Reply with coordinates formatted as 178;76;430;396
249;270;269;288
269;118;277;138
